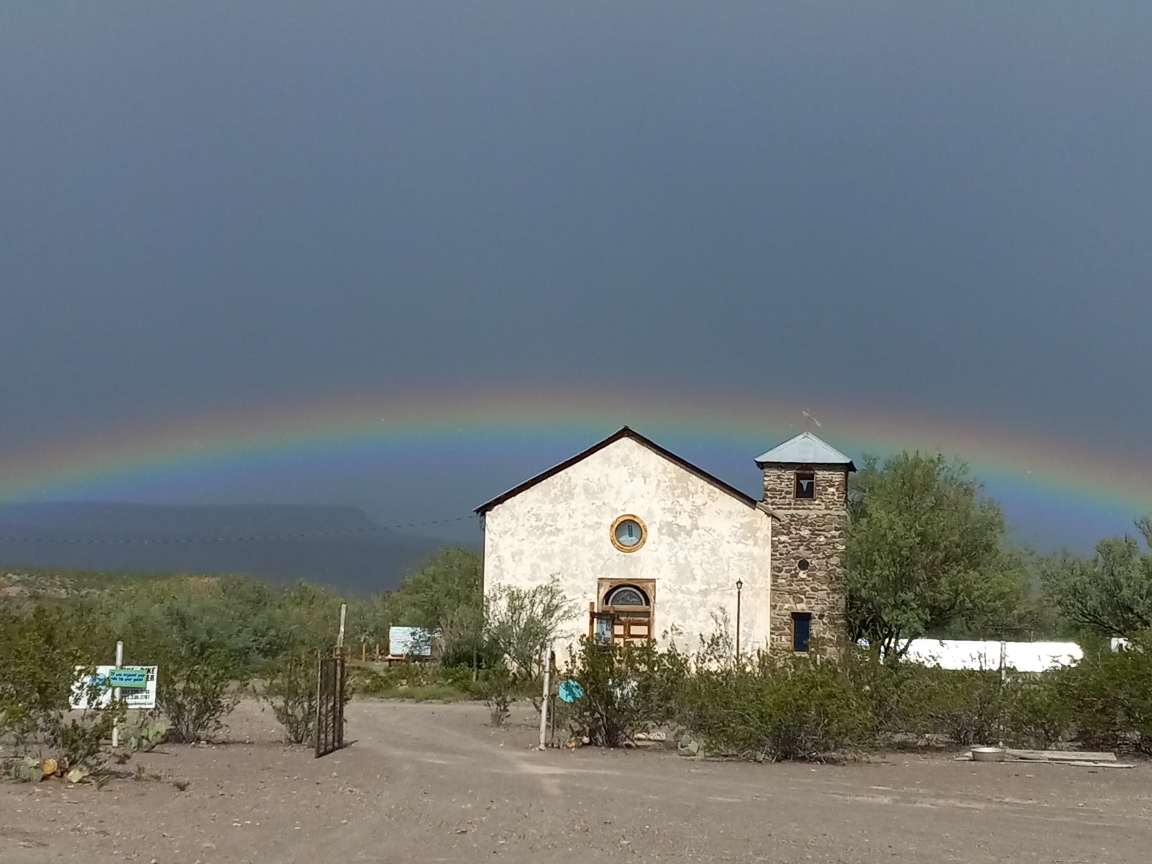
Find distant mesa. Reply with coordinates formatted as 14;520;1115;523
0;502;459;594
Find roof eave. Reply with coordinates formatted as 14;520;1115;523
755;459;857;472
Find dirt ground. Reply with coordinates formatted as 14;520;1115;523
3;700;1150;864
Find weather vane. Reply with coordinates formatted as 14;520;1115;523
802;409;821;432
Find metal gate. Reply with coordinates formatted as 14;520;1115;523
314;652;346;758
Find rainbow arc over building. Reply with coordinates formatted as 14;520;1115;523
0;389;1148;532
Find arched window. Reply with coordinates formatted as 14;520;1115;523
605;585;649;607
594;579;656;645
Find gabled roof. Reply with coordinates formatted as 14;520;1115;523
755;431;856;470
475;427;763;514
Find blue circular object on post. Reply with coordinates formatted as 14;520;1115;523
558;680;584;702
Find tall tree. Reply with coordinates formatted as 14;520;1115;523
1039;518;1152;638
390;546;483;630
846;453;1025;660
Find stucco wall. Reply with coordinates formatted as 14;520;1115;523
482;437;774;657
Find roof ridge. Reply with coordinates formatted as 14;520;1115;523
476;427;766;514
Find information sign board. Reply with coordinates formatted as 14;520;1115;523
71;666;158;709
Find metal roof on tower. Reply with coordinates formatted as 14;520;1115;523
755;431;856;470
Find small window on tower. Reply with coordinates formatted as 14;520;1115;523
791;612;812;653
795;471;815;499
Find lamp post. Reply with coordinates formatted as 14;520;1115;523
735;579;743;659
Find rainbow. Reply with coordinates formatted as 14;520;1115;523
0;388;1149;536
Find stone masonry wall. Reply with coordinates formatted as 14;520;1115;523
763;465;849;653
761;463;847;510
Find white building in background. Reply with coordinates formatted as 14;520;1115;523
902;639;1082;672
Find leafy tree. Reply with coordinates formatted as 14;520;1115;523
1039;518;1152;637
389;546;483;630
846;452;1025;661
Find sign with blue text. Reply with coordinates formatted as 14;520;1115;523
107;667;149;689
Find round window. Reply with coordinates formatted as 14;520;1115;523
610;514;647;552
798;559;810;571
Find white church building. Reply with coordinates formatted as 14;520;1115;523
476;427;854;655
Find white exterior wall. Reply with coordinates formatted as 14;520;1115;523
482;437;774;656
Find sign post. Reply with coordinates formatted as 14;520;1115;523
111;641;124;748
538;643;552;750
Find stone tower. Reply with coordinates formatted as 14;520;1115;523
755;432;855;653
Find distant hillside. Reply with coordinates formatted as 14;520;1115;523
0;502;462;594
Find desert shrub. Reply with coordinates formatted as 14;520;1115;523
848;660;1008;747
485;582;576;678
1059;635;1152;754
1003;675;1074;749
125;591;249;742
50;697;126;774
155;651;240;742
260;653;319;744
843;651;936;741
564;638;688;747
680;653;875;761
482;665;514;726
919;668;1006;746
0;606;126;776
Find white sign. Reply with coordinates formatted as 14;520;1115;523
389;626;433;657
71;666;158;710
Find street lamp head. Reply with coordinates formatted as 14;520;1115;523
736;579;743;590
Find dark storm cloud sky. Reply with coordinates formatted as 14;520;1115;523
2;2;1150;541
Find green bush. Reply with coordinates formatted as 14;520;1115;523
681;654;875;761
260;653;319;745
0;607;126;777
481;665;514;726
1004;675;1074;749
155;651;241;743
850;660;1011;748
1059;636;1152;754
564;638;690;748
921;668;1006;747
843;652;935;742
485;582;576;678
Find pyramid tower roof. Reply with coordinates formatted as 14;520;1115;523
754;431;856;470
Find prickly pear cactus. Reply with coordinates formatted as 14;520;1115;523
123;719;169;753
12;756;43;782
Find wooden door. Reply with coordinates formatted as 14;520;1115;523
612;613;651;645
